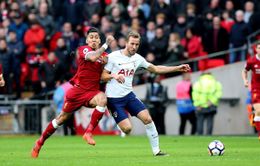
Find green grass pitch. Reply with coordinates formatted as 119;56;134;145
0;135;259;166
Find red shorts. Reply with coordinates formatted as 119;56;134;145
62;86;101;113
251;89;260;104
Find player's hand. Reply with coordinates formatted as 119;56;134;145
98;56;108;64
106;35;115;46
244;79;249;87
177;64;191;72
112;74;125;84
0;79;5;87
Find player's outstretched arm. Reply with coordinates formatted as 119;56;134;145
85;35;115;62
147;64;191;74
242;69;249;87
101;69;125;83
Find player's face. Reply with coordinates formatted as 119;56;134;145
86;32;101;50
256;44;260;55
126;37;140;56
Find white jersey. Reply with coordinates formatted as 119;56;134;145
105;50;151;98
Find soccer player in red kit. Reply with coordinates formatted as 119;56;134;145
0;63;5;87
31;27;115;158
242;42;260;140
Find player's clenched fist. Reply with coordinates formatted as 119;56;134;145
106;35;115;46
177;64;191;72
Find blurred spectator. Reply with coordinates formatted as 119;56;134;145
36;2;55;41
88;13;101;29
137;0;151;20
117;36;126;49
145;74;168;134
150;26;168;64
248;10;260;34
0;1;8;22
131;17;145;35
8;12;28;42
181;27;206;71
151;0;173;21
7;30;25;98
203;16;229;62
224;0;235;19
38;52;60;93
0;27;7;40
220;10;235;33
203;10;214;31
51;0;64;29
244;1;255;23
229;10;249;63
127;0;145;22
165;33;186;64
110;6;125;33
54;37;72;77
175;72;196;135
61;22;79;52
145;52;156;64
172;13;187;39
20;0;37;15
62;0;84;28
171;0;187;15
186;3;205;37
24;19;45;54
100;16;112;36
83;0;101;22
192;72;222;135
144;21;156;44
0;39;12;94
105;0;126;17
26;44;48;94
204;0;222;16
155;13;170;34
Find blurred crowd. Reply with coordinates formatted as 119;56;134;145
0;0;259;99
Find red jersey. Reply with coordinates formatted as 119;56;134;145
245;55;260;90
70;45;107;91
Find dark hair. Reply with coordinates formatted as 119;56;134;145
86;27;100;36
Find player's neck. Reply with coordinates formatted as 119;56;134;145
121;49;131;57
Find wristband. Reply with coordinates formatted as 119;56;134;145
102;43;108;50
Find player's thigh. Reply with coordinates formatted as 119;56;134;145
136;109;153;125
88;91;107;107
253;103;260;115
107;97;129;124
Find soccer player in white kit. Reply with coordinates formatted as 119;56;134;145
101;31;190;156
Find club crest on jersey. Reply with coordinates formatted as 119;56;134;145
118;69;134;76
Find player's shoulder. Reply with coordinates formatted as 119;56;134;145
247;55;257;63
78;45;92;52
108;50;121;58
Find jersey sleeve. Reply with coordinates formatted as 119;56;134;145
245;59;252;71
138;55;152;69
78;46;92;59
104;54;114;72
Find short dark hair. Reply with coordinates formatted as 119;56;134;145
86;27;100;36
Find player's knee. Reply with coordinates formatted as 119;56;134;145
142;117;153;125
97;93;107;106
121;126;132;134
